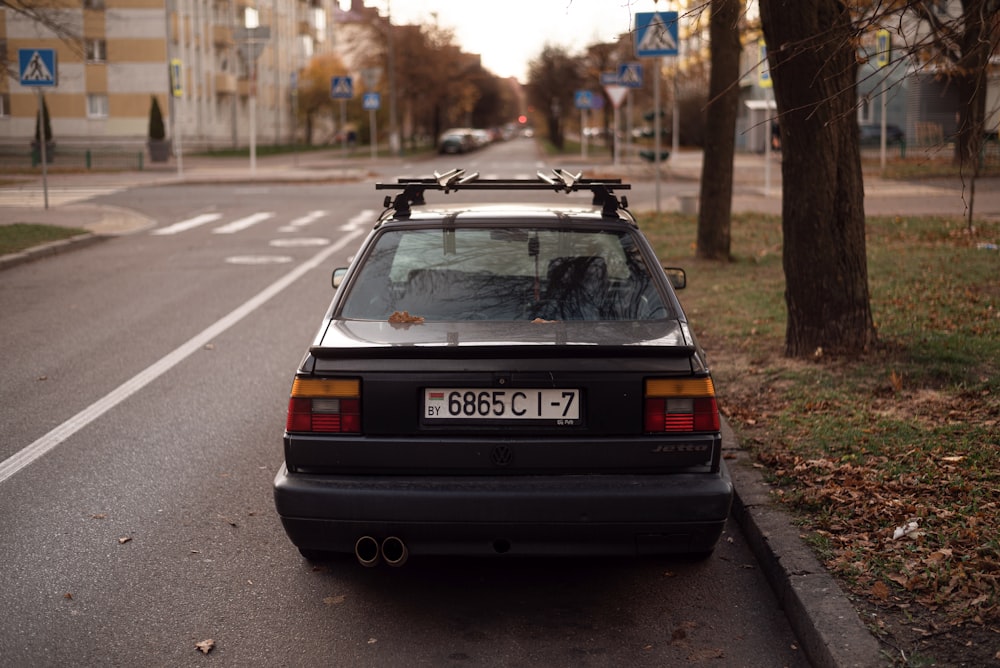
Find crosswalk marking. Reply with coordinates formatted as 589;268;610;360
151;213;223;236
212;212;275;234
278;210;328;232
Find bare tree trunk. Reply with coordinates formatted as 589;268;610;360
760;0;876;358
696;0;743;261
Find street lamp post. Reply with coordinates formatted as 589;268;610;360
385;1;400;155
237;7;269;174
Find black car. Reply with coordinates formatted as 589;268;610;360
273;169;733;566
859;123;905;145
437;129;473;154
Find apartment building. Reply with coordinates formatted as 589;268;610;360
1;0;335;151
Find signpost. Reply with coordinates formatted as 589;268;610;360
19;48;57;209
758;39;774;195
330;76;354;154
574;90;595;159
363;92;381;159
169;59;184;175
635;11;678;215
602;72;629;166
876;29;892;172
618;62;642;163
235;16;270;174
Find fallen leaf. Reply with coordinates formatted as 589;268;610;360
63;593;73;600
367;637;377;645
195;639;215;654
871;581;890;601
323;594;346;606
91;513;106;520
388;310;424;324
531;317;557;323
118;536;132;544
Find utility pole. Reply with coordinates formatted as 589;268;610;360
386;0;400;155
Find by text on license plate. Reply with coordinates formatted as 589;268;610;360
424;388;580;422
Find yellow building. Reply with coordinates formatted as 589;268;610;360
1;0;334;150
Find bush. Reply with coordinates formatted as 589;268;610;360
148;96;166;141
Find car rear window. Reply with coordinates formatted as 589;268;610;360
339;227;671;321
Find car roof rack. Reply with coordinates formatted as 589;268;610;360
375;168;631;219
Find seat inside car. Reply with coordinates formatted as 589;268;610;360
541;256;609;320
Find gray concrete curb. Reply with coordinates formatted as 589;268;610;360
723;421;883;668
0;232;105;272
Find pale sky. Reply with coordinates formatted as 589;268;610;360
370;1;664;82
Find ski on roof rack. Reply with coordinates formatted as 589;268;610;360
375;169;631;218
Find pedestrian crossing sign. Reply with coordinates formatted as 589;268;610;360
19;49;58;87
330;76;353;99
574;90;594;110
617;62;643;88
635;12;678;57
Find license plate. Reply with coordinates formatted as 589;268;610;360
424;388;580;422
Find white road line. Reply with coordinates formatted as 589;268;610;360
151;213;223;236
213;212;275;234
0;211;373;485
278;210;328;232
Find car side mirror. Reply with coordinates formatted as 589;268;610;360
663;267;686;290
332;268;348;289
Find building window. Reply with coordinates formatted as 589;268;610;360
87;94;109;118
84;0;105;8
0;93;10;117
86;39;107;63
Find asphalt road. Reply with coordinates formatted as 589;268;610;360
0;146;810;666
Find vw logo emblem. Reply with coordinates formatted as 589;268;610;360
490;445;514;466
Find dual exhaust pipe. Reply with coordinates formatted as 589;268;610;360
354;535;408;567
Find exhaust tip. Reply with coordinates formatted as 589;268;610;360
355;535;380;567
381;536;408;567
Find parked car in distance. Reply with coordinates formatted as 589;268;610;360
273;169;733;567
438;128;473;154
859;123;905;145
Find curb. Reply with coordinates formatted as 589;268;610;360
723;421;882;668
0;232;105;272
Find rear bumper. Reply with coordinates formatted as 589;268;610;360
273;463;733;557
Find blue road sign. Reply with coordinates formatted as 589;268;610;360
574;90;595;110
19;48;57;87
363;92;381;110
618;62;643;88
635;12;679;57
330;76;353;99
600;71;619;86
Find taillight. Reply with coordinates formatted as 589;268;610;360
286;378;361;434
644;377;720;433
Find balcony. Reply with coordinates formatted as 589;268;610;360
213;25;233;47
216;72;237;94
